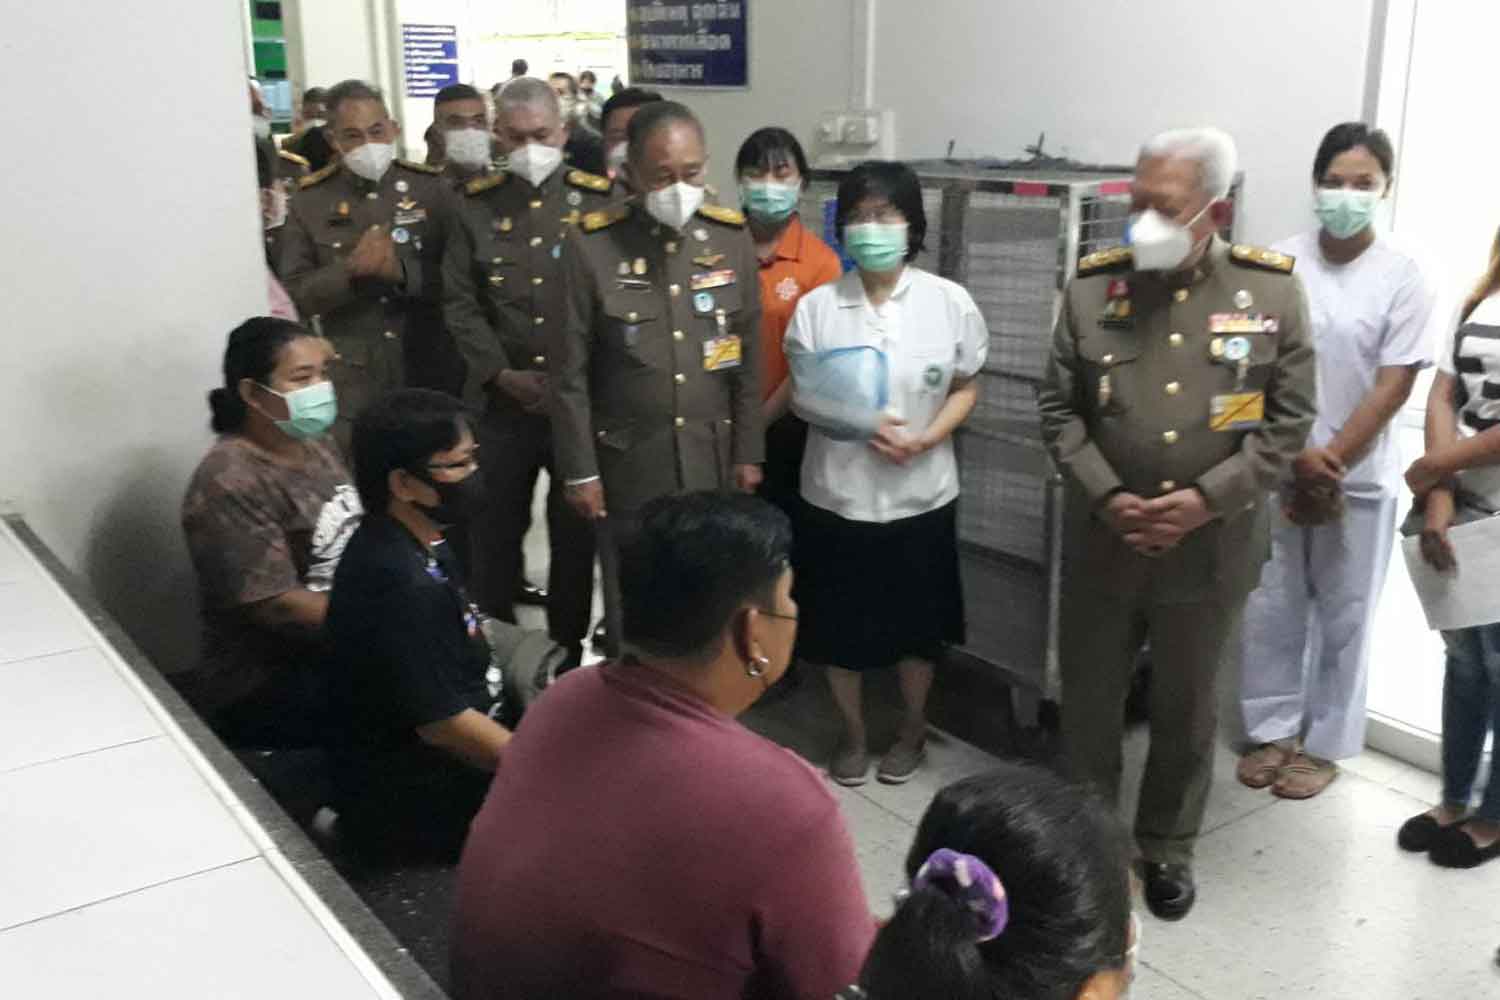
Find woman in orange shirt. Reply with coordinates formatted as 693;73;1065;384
736;128;844;516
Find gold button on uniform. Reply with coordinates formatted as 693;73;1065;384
672;329;684;341
530;199;543;209
674;373;687;385
383;330;397;341
489;275;505;286
1173;289;1189;304
491;256;504;265
1160;480;1177;493
1162;430;1179;445
669;283;681;296
627;311;639;323
1102;353;1115;365
1169;332;1184;347
665;241;678;254
533;316;545;326
529;236;543;247
1165;381;1181;396
674;417;685;428
532;276;544;286
533;355;546;366
366;192;379;201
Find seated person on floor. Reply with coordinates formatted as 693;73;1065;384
451;492;875;1000
181;317;357;748
324;388;511;860
842;762;1137;1000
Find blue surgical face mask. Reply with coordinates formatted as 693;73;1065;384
1314;187;1381;239
741;179;800;224
259;379;337;439
843;222;909;273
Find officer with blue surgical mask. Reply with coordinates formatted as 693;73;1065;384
1237;123;1436;803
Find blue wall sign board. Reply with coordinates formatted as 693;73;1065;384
403;23;459;97
626;2;748;88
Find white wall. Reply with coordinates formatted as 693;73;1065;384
284;0;379;98
661;0;1376;245
0;2;266;672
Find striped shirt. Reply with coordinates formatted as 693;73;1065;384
1438;292;1500;504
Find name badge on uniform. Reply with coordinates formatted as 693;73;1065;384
1208;312;1279;335
1209;392;1265;432
703;335;742;371
690;268;736;291
393;208;428;226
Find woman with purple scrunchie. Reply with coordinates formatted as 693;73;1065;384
838;762;1139;1000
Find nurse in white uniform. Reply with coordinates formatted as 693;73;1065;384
1237;123;1436;798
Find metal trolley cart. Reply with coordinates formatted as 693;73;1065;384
800;161;1241;724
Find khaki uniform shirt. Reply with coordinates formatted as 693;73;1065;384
1038;237;1316;601
443;167;615;410
550;202;765;514
279;159;451;395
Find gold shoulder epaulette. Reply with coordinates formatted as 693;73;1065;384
566;169;611;193
397;159;442;175
1077;246;1132;276
465;173;507;196
1231;244;1295;274
582;204;630;233
277;149;309;170
697;204;745;227
299;161;338;189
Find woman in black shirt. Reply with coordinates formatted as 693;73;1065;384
326;389;511;859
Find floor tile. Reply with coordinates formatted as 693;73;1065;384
0;528;26;584
1117;728;1280;839
1133;962;1206;999
828;783;916;917
0;648;160;772
0;737;256;929
1141;770;1500;999
0;579;90;665
0;858;385;999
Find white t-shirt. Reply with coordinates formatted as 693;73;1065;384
1271;231;1436;497
786;267;989;523
1436;291;1500;506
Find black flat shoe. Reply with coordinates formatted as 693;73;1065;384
1142;862;1196;921
515;581;549;607
1428;825;1500;869
1398;812;1461;853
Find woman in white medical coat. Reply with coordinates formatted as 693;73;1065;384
1237;123;1436;798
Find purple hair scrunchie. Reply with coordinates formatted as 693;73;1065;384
910;848;1010;942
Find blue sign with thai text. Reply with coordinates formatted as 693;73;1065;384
626;1;748;88
403;23;459;97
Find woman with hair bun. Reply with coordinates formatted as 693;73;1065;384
842;762;1137;1000
179;316;361;747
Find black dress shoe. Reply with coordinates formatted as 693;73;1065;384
1428;825;1500;869
514;581;549;607
1398;812;1459;853
1142;862;1196;921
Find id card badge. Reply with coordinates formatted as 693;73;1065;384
1209;392;1265;432
703;335;743;371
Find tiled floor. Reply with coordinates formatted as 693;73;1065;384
0;520;403;999
742;675;1500;999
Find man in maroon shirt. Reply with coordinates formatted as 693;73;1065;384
452;493;875;999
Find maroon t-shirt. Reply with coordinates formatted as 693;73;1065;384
452;661;876;1000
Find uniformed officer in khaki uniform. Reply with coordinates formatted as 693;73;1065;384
1039;128;1315;921
443;77;615;662
550;101;764;657
280;79;450;448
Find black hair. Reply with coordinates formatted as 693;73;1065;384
735;126;810;183
209;317;318;434
302;87;328;106
858;764;1133;1000
548;71;579;96
836;161;927;262
512;58;529;76
325;79;386;123
351;389;467;514
434;83;483;108
1312;122;1395;185
621;492;792;662
626;100;704;165
600;87;663;134
579;70;597;85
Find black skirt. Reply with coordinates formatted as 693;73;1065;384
793;498;965;672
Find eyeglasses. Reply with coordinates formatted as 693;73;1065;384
425;450;480;474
